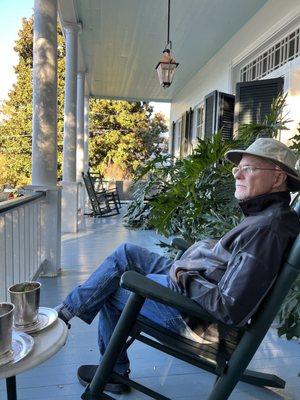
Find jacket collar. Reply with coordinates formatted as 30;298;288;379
239;191;291;216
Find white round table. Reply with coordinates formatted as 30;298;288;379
0;319;68;399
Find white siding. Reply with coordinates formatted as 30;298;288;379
170;0;300;141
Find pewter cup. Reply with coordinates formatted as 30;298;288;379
8;282;41;326
0;302;14;356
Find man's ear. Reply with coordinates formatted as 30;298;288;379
273;171;287;189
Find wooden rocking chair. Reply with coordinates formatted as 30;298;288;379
82;173;119;217
81;204;300;400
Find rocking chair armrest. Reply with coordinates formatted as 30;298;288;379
120;271;235;330
104;188;118;194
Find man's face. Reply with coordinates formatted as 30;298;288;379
233;155;282;201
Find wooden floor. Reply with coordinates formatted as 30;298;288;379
1;209;300;400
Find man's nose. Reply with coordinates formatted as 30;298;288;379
233;168;243;179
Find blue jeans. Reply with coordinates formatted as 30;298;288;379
62;242;197;373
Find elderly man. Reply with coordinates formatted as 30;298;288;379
56;138;300;394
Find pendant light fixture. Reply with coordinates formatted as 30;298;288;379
155;0;179;88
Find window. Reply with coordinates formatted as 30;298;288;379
196;104;204;139
173;120;181;158
240;28;300;81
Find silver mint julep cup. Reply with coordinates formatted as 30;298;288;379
8;282;41;327
0;302;15;356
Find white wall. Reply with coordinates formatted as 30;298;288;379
170;0;300;138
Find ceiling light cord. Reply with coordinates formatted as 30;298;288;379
166;0;172;50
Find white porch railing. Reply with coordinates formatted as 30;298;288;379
0;192;46;301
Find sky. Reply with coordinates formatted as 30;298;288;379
0;0;34;100
0;0;170;117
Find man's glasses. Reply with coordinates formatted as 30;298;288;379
232;166;281;176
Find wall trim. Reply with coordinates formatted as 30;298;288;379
232;8;300;68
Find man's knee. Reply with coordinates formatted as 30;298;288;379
114;242;142;259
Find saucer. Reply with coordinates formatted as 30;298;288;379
13;307;58;334
0;349;14;367
0;331;34;367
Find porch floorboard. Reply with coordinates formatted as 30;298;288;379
1;210;299;399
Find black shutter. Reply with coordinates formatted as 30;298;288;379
218;93;235;140
179;113;186;158
235;78;284;127
204;91;235;140
187;108;194;154
170;121;176;156
184;110;190;153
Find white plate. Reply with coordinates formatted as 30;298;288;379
13;307;58;334
0;331;34;367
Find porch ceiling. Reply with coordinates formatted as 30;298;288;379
58;0;268;102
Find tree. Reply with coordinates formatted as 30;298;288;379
0;17;168;188
88;100;168;180
0;17;65;188
0;18;34;187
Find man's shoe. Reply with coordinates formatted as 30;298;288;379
77;365;130;394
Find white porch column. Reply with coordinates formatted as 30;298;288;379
83;94;90;173
32;0;57;187
61;23;80;233
82;93;90;217
62;23;79;182
76;72;85;229
76;72;85;180
26;0;61;276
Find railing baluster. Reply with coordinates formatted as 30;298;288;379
5;213;13;299
12;210;20;285
19;207;26;282
24;204;30;282
29;204;33;278
38;201;41;267
33;202;38;275
0;216;6;301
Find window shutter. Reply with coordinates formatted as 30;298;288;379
184;110;190;153
170;121;176;156
218;93;235;140
235;77;284;127
179;113;186;158
187;108;194;154
204;91;235;140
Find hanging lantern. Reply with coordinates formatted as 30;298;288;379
155;49;179;88
155;0;179;88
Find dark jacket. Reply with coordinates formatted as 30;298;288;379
169;191;300;326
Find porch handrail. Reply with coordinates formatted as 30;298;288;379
0;192;47;301
0;192;45;213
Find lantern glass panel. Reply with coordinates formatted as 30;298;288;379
156;61;178;87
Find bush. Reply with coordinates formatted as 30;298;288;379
124;94;300;339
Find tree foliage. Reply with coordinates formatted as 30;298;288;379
0;17;65;187
89;101;167;180
125;93;291;241
124;94;300;339
0;17;168;188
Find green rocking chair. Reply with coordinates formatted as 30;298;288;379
82;205;300;400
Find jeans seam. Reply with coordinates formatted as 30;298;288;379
77;269;119;318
